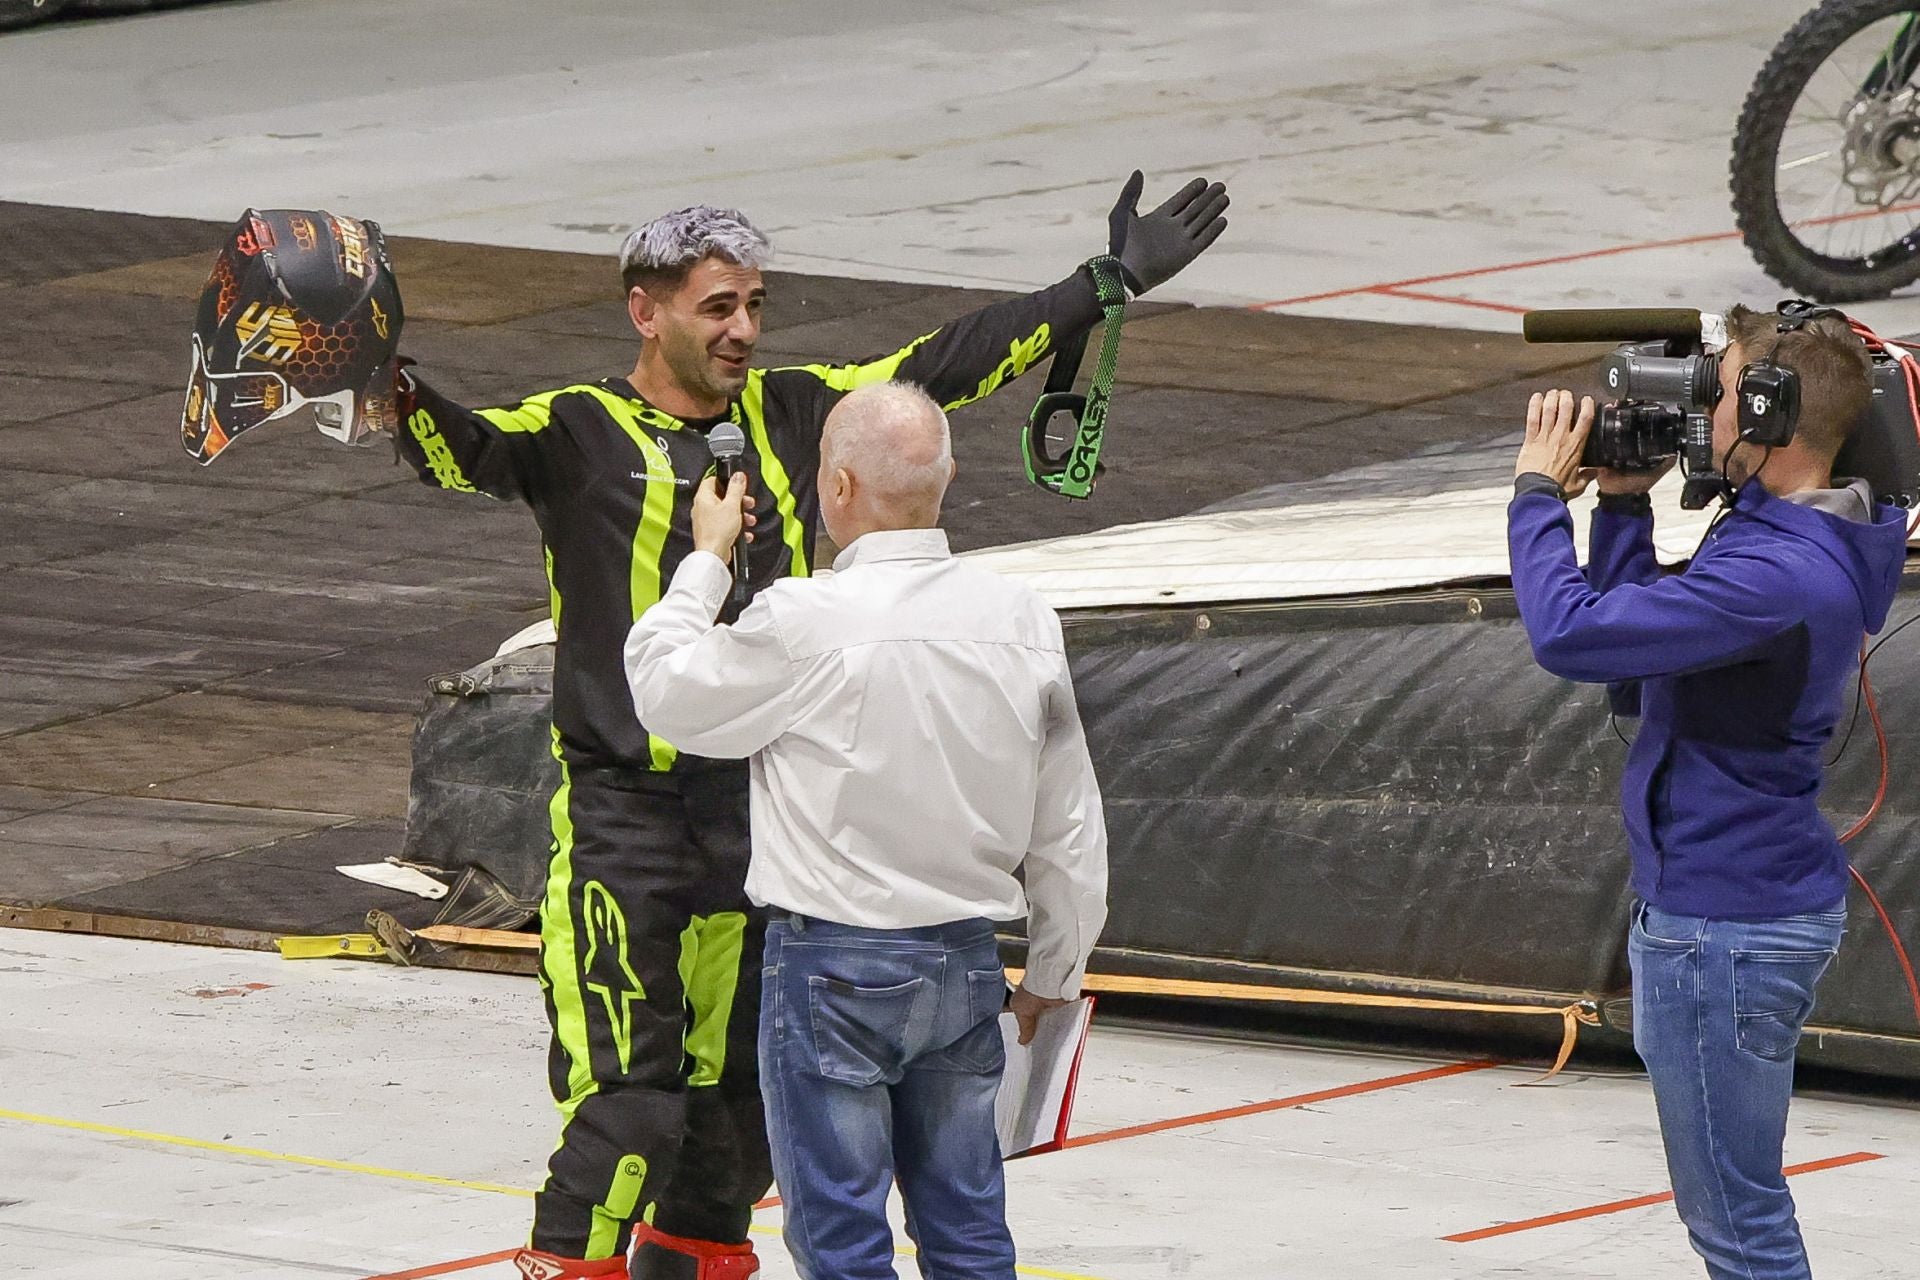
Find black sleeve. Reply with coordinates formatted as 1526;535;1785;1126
763;266;1107;419
394;371;563;502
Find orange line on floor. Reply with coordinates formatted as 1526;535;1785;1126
1254;230;1745;309
1061;1058;1501;1151
356;1061;1499;1276
1253;201;1920;311
359;1196;785;1280
1371;287;1531;315
360;1248;519;1280
1444;1150;1886;1244
1255;230;1739;308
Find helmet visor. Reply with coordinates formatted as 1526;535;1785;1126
180;333;303;464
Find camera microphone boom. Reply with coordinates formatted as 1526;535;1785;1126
1523;308;1705;346
1523;302;1920;510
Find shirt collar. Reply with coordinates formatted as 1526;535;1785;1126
602;377;731;429
832;527;951;571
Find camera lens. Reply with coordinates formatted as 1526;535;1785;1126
1583;402;1686;470
1601;352;1719;412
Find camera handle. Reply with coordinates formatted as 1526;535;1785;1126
1678;411;1727;510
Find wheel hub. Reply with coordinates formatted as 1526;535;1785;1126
1841;88;1920;207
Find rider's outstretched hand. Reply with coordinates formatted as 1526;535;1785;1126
1107;170;1229;295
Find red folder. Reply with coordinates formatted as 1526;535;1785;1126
994;996;1095;1158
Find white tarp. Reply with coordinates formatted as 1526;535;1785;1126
964;472;1723;611
495;470;1727;658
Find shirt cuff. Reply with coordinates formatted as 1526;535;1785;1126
671;550;733;620
1513;473;1565;501
1018;964;1079;1002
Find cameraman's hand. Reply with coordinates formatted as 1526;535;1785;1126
1516;389;1598;498
692;471;756;563
1596;457;1675;496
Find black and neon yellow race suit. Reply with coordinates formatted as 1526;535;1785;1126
392;267;1105;1266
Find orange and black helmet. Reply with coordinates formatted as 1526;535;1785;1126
181;208;403;464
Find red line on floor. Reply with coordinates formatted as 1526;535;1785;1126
1443;1150;1886;1244
1253;201;1920;312
1061;1058;1500;1151
359;1197;786;1280
360;1247;519;1280
1371;287;1531;315
357;1059;1495;1277
1255;229;1746;310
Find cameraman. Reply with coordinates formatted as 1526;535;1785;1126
1506;306;1905;1280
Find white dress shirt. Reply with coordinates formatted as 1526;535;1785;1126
623;527;1108;1000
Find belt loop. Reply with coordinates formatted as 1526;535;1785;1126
789;912;807;934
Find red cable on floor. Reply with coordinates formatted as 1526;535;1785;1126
1838;657;1920;1024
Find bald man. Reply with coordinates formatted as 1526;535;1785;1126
623;381;1108;1280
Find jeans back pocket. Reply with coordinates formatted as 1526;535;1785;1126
807;975;924;1087
1732;949;1835;1062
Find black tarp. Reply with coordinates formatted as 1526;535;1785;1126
403;576;1920;1077
405;650;560;905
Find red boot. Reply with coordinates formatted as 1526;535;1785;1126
512;1248;629;1280
629;1223;760;1280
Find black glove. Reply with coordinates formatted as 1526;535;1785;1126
1107;170;1229;295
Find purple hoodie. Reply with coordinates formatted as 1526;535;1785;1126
1508;477;1906;918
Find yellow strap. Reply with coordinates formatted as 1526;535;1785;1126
274;934;385;960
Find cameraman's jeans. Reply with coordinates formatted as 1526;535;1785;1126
759;912;1015;1280
1629;901;1846;1280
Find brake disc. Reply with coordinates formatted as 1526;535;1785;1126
1842;87;1920;207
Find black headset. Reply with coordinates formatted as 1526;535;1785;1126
1733;299;1845;447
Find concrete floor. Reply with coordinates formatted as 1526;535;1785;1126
1;929;1916;1279
4;0;1920;332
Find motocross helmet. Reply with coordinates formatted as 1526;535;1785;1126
181;208;403;464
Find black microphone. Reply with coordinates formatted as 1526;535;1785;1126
1522;308;1703;345
706;422;751;606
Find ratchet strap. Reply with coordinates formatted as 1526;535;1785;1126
1006;966;1602;1084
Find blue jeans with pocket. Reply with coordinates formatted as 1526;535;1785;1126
1629;900;1846;1280
759;912;1014;1280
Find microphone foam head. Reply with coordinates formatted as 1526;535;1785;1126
707;421;746;459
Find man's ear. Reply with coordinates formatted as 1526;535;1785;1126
628;286;657;340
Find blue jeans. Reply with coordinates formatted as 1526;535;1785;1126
759;913;1015;1280
1629;900;1846;1280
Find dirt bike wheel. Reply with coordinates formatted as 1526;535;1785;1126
1733;0;1920;301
